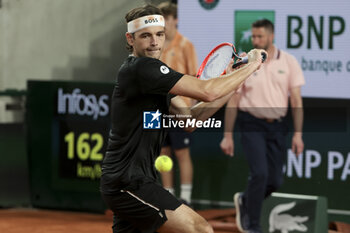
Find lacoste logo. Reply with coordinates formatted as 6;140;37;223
269;201;309;233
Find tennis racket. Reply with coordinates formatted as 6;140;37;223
196;42;266;80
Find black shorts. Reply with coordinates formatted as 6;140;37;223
163;128;191;150
101;181;182;233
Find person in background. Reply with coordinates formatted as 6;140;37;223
220;19;305;233
158;1;198;205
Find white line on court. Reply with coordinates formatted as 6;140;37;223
328;209;350;216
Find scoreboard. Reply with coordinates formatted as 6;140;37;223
27;80;113;212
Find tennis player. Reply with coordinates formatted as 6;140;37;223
100;4;265;233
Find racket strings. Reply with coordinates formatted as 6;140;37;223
200;46;233;80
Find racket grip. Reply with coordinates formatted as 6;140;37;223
232;56;248;69
232;52;267;69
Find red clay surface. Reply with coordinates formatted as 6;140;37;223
0;208;348;233
0;208;111;233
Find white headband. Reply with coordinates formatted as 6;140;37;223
127;15;165;33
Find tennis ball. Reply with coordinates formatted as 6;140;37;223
155;155;173;172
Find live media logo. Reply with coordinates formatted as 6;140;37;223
143;110;222;130
143;110;161;129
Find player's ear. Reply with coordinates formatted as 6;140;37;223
125;32;134;46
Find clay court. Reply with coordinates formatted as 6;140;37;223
0;208;349;233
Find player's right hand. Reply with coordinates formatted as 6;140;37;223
220;136;234;157
248;49;267;66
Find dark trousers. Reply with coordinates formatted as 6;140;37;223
238;111;288;230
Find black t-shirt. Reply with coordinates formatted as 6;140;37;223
100;56;183;194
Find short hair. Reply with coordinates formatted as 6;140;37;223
252;19;274;34
158;2;177;19
125;4;163;52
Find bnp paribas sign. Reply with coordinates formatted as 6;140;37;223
234;11;275;53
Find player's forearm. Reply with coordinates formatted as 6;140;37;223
202;61;259;102
190;91;235;123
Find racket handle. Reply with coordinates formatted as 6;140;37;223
261;52;267;62
232;52;267;69
232;56;248;69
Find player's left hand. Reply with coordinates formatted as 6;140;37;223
291;133;304;156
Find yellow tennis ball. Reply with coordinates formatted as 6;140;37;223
155;155;173;172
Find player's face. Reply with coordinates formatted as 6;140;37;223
251;27;274;50
127;26;165;59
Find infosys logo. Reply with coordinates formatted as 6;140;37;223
57;88;109;120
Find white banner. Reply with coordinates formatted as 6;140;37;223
178;0;350;99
